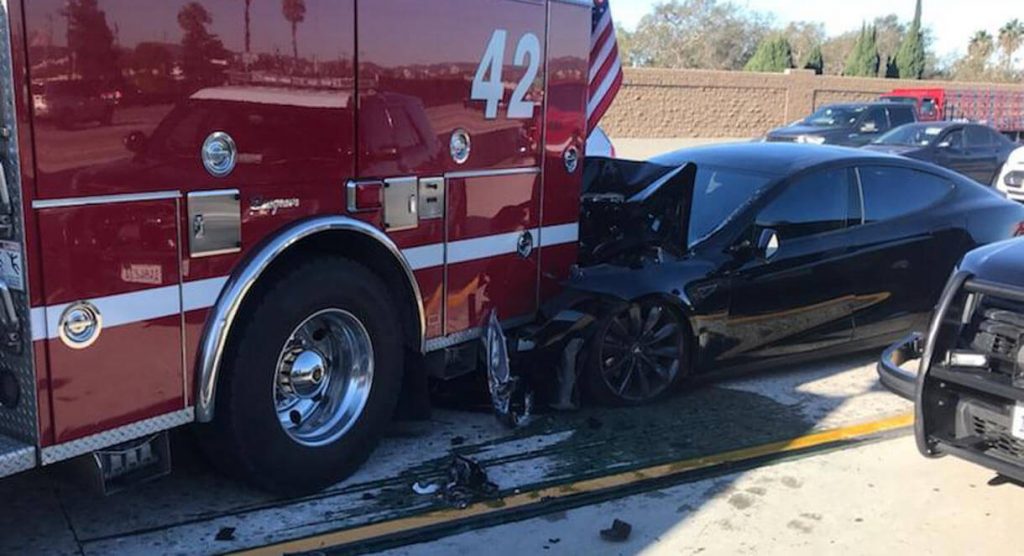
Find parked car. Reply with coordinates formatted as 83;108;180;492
31;79;117;129
864;122;1018;186
995;146;1024;201
558;143;1024;406
765;102;917;147
878;237;1024;482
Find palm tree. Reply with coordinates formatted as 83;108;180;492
968;30;994;59
997;19;1024;72
244;0;253;54
281;0;305;63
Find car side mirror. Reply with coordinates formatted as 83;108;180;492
757;229;780;261
123;130;147;153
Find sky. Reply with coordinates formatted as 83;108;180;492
612;0;1024;63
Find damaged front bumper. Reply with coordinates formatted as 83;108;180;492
877;332;924;401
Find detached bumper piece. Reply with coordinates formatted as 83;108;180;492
916;274;1024;482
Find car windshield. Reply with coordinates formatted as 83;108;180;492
803;106;863;127
873;125;946;146
688;165;774;248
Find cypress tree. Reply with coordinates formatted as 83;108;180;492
895;0;926;79
745;36;794;72
845;24;881;77
803;44;824;74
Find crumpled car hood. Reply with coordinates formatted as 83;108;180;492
959;237;1024;285
580;157;695;266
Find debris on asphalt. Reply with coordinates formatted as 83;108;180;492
214;527;236;542
450;435;466;446
360;491;376;501
586;416;604;430
410;454;500;509
412;482;441;495
600;519;633;542
443;453;499;509
484;311;533;428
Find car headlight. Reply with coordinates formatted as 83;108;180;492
796;135;826;145
1005;171;1024;188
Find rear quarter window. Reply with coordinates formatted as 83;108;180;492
888;106;916;127
858;166;953;223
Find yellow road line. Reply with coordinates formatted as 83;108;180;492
239;413;913;555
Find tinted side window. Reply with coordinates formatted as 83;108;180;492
943;129;964;149
888;106;915;127
756;168;849;241
965;125;991;147
858;166;952;223
861;107;887;131
985;128;1006;145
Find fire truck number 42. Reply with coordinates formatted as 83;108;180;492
472;29;542;120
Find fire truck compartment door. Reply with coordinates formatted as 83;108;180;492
37;198;185;444
357;0;547;337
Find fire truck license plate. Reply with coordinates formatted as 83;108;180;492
1012;403;1024;440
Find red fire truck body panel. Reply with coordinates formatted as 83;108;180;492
0;0;591;479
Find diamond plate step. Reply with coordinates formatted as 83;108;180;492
0;434;33;478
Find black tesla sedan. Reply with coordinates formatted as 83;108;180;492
864;121;1017;186
562;143;1024;406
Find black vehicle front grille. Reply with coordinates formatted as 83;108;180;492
970;414;1024;462
968;299;1024;376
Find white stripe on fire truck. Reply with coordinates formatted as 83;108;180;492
30;277;230;342
402;223;580;270
26;226;579;340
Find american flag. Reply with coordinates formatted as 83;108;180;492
588;0;623;135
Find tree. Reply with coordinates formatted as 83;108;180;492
178;2;228;87
803;44;824;74
885;55;900;78
244;0;253;54
282;0;306;63
61;0;119;81
951;30;994;81
895;0;926;78
744;36;793;72
844;24;881;77
997;19;1024;73
780;21;825;68
628;0;772;70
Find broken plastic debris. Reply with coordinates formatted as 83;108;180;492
483;310;532;427
551;337;585;411
600;519;632;542
443;453;499;509
214;527;236;542
412;482;441;495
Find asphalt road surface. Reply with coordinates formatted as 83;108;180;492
1;351;977;555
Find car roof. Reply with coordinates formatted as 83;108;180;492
650;142;903;177
821;102;906;109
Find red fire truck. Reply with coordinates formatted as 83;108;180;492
0;0;595;494
881;87;1024;141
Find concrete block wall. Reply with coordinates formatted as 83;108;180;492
603;68;1024;140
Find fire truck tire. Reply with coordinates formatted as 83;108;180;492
583;300;689;407
200;257;403;495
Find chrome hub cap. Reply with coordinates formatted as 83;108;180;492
274;309;374;447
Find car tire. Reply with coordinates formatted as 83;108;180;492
583;299;689;407
199;257;403;495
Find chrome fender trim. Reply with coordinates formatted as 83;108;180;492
195;216;425;423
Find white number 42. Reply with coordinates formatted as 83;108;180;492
472;29;541;120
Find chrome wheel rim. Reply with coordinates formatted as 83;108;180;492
598;303;684;403
274;309;374;447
